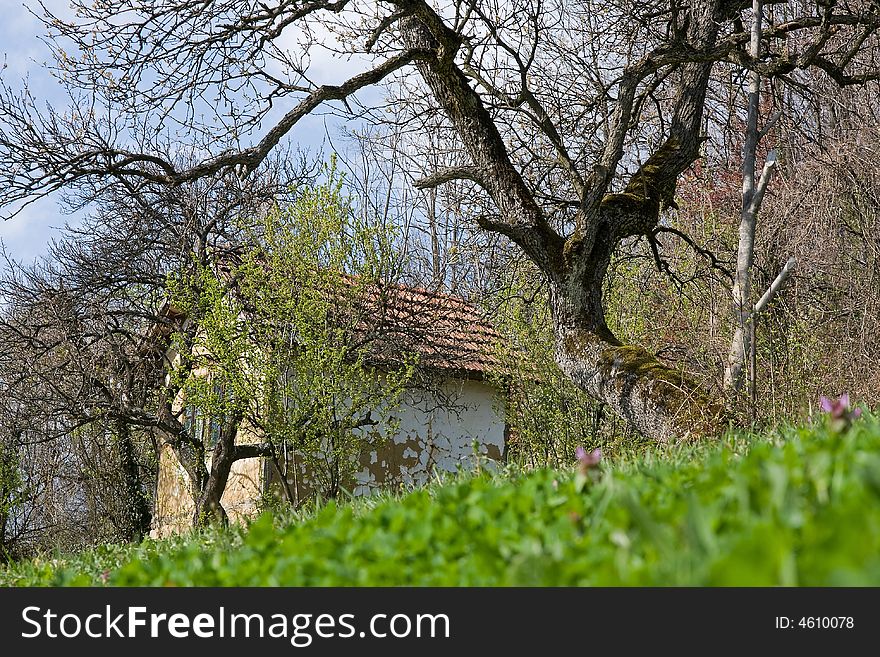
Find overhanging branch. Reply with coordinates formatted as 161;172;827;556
176;49;432;183
0;49;431;217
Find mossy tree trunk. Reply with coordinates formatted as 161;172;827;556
114;419;153;540
551;293;725;443
404;1;728;443
547;174;726;442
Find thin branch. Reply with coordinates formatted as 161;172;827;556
654;226;733;280
753;257;797;316
757;111;782;142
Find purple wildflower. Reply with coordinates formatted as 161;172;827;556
575;446;602;474
818;393;863;431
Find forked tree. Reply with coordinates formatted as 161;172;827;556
2;0;879;442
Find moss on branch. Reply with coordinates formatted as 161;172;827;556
562;330;726;439
600;136;685;222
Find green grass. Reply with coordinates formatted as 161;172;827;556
4;416;880;586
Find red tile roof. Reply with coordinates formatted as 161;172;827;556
150;274;504;380
346;280;502;379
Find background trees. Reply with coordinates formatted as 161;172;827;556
3;0;878;442
0;152;305;536
2;1;880;552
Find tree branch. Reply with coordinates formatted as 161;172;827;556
746;150;777;219
654;226;733;281
413;166;487;190
175;50;432;183
753;257;797;316
233;442;275;461
0;49;430;217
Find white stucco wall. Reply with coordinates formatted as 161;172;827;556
352;376;506;495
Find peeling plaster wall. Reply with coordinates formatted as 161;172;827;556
352;377;505;495
153;376;505;536
152;441;194;538
220;455;264;523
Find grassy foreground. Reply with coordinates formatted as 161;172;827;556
3;417;880;586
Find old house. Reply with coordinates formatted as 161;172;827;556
151;282;508;537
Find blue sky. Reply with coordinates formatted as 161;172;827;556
0;1;71;263
0;1;367;265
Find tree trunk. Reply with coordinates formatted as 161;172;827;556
191;411;242;527
726;0;767;396
549;260;725;443
190;411;275;527
114;419;152;541
555;326;726;442
156;399;212;525
0;494;10;562
402;1;729;443
193;473;229;526
154;325;275;528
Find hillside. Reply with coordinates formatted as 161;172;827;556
4;416;880;587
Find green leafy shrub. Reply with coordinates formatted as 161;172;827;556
166;162;415;505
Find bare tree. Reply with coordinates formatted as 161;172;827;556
724;0;794;405
0;159;304;530
2;1;879;442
